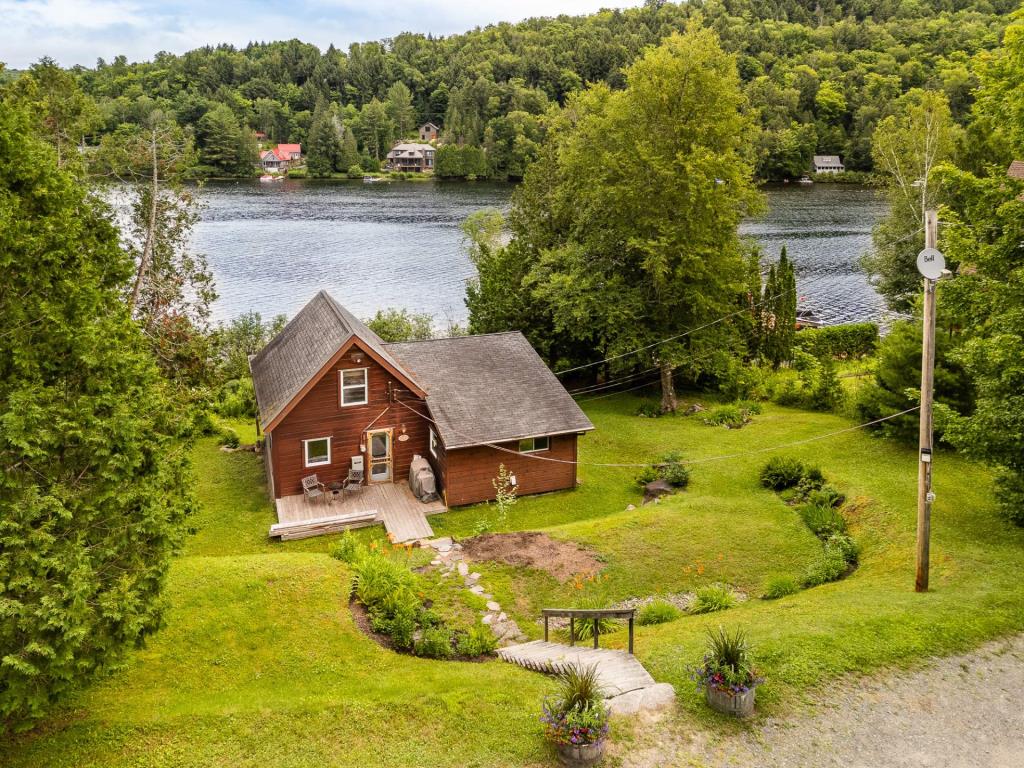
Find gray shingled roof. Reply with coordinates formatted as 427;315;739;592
249;291;417;430
1009;160;1024;180
386;332;594;450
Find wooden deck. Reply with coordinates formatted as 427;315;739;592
271;482;445;541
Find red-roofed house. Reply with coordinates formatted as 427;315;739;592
259;144;303;172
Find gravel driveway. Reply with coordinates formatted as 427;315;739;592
619;634;1024;768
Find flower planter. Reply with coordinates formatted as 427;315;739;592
556;740;606;767
705;686;756;717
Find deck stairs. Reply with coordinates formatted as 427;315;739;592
496;640;656;697
269;509;378;540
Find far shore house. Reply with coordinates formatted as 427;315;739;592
386;142;436;172
418;122;440;142
250;292;593;537
813;155;845;174
259;143;302;172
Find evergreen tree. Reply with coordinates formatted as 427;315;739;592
385;81;417;137
0;99;193;731
196;104;253;175
339;123;361;170
356;98;393;160
306;101;344;176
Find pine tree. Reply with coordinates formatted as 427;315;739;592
339;123;360;169
306;101;344;176
197;104;248;174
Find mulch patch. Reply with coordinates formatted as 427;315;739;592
460;532;603;583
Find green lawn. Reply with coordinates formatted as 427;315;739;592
3;396;1024;766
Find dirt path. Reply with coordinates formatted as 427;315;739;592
618;634;1024;768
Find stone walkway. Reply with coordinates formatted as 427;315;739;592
423;536;527;646
618;634;1024;768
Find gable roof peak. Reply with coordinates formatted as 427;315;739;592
249;291;422;431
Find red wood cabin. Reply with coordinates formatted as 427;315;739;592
250;292;594;528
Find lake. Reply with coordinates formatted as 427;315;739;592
195;179;890;326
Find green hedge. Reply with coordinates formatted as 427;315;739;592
794;323;878;359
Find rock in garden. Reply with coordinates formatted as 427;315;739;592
640;683;676;710
470;585;485;595
428;537;453;552
430;559;441;566
497;612;507;622
486;600;501;612
481;614;493;625
642;479;674;504
626;504;636;511
457;562;469;576
685;403;706;415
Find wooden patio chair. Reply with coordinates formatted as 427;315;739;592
302;474;327;505
342;457;364;500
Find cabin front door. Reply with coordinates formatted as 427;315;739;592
367;429;392;483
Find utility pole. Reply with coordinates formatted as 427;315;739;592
916;209;941;592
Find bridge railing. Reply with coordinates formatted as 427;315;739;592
541;608;636;654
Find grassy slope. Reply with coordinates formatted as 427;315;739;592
4;397;1024;765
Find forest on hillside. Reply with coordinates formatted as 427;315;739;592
12;0;1020;179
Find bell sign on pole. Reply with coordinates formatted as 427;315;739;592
916;247;945;281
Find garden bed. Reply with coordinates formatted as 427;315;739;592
461;532;604;582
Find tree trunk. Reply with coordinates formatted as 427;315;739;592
659;361;678;414
130;129;159;312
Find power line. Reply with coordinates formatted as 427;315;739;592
394;396;919;470
552;269;850;378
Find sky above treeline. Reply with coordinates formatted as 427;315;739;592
1;0;646;68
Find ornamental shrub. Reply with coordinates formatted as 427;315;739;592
798;503;847;538
703;404;750;428
761;575;800;599
414;626;454;659
824;533;859;566
691;585;736;614
802;550;848;587
637;600;682;625
456;622;498;657
759;456;805;490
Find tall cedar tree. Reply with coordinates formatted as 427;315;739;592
0;101;193;730
759;246;797;366
488;25;761;410
306;101;345;176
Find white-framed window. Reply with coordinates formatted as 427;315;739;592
340;368;368;406
429;428;439;458
303;436;331;467
518;436;550;453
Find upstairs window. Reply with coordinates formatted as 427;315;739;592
518;436;550;453
429;428;439;458
340;368;368;406
303;437;331;467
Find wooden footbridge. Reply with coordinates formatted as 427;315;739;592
496;608;662;700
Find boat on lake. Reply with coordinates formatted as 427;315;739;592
797;176;814;185
260;174;283;183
